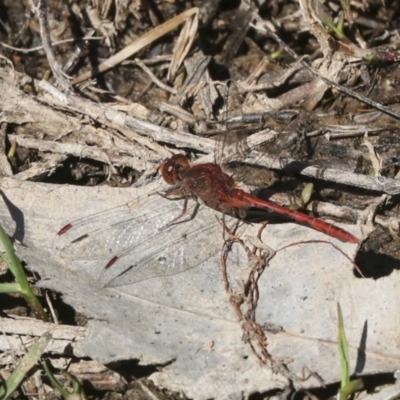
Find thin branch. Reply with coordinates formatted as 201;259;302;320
133;59;177;94
37;0;71;91
0;36;103;54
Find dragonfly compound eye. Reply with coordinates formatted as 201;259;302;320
160;155;190;185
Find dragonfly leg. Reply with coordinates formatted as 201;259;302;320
157;197;201;230
148;186;182;199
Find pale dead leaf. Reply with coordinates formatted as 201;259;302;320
168;11;199;81
364;135;383;177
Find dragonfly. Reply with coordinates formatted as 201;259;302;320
159;154;358;244
54;151;358;288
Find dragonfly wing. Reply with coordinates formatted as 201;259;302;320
53;197;187;260
53;195;222;287
100;222;219;287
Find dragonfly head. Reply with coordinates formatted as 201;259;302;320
160;154;191;185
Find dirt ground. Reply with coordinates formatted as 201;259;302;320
0;0;400;399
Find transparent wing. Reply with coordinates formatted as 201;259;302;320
54;198;168;259
100;218;219;287
53;194;221;287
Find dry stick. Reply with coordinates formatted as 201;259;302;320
0;36;103;54
44;291;58;325
238;131;400;195
0;316;86;345
252;13;400;121
322;126;390;140
249;150;400;195
240;61;305;93
158;102;198;124
37;0;71;91
7;135;146;172
13;159;64;181
0;123;13;177
167;8;199;81
73;7;199;84
133;59;177;95
277;240;364;277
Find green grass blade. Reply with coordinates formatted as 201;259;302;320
337;302;350;387
0;224;48;321
337;303;364;400
0;331;51;399
339;378;364;400
41;360;72;399
0;283;22;293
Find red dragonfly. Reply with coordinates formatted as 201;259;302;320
160;154;358;244
55;154;358;287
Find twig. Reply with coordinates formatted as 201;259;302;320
0;36;103;54
44;291;58;325
0;123;13;177
276;239;364;276
133;59;177;95
38;79;69;103
7;134;147;173
241;131;400;195
37;0;71;91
